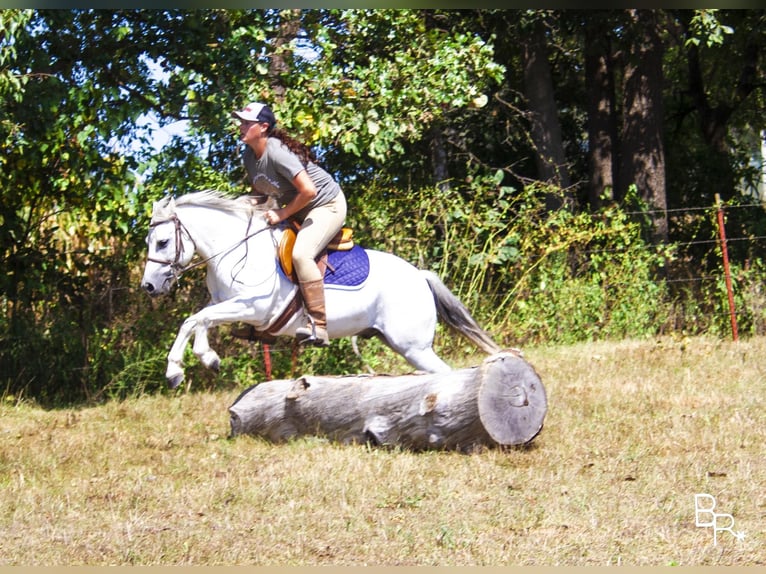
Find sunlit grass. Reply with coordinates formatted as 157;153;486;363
1;336;764;565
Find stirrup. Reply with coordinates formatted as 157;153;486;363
296;317;329;347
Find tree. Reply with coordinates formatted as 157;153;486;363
267;9;302;103
673;9;765;204
520;11;571;209
583;13;618;209
617;9;668;243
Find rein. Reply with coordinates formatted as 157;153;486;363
146;213;272;279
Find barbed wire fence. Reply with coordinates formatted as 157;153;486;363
246;199;766;379
5;199;763;399
581;199;766;341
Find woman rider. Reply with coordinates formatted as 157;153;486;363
231;102;347;346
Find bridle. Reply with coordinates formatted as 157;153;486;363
146;215;196;276
145;212;274;283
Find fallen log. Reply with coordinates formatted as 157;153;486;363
228;350;546;451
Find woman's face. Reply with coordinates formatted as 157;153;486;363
239;120;267;145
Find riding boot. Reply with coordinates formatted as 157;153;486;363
295;279;330;347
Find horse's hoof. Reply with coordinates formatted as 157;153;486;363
201;351;221;372
168;373;185;389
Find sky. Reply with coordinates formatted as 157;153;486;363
108;56;191;156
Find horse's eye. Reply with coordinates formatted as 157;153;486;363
157;239;169;250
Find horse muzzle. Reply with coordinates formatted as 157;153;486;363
141;271;175;297
141;281;162;297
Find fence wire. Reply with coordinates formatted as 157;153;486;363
241;201;766;365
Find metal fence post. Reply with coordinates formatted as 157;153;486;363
715;194;739;341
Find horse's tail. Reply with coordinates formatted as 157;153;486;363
422;270;502;356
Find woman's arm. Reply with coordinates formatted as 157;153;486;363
264;169;316;225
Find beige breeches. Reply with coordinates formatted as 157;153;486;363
292;191;347;283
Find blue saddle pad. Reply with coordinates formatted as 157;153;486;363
324;245;369;287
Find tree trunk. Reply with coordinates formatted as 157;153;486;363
428;122;450;193
229;350;547;452
268;9;302;103
585;22;618;210
617;9;668;243
521;18;571;210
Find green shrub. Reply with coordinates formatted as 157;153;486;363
347;174;673;347
4;170;764;405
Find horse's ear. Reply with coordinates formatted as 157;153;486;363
153;195;173;209
151;195;175;223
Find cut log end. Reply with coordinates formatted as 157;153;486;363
477;351;547;446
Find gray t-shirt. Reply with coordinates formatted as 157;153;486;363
243;138;341;218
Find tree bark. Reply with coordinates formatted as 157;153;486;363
268;9;302;103
585;21;618;210
617;9;668;243
229;350;547;452
521;17;571;210
428;122;450;193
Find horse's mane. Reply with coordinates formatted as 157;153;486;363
151;189;273;223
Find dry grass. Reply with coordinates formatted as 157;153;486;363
1;335;764;566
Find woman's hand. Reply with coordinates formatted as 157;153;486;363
263;170;315;226
264;209;282;225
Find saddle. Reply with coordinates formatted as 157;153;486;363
277;221;354;281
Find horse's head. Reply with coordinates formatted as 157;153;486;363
141;196;197;297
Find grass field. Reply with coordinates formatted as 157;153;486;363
1;336;764;566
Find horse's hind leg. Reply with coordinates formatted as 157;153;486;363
372;277;452;373
401;347;452;374
379;330;452;373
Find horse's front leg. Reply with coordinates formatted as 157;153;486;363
191;320;221;373
165;316;196;389
165;314;221;389
165;297;263;389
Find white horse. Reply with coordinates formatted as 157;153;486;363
140;190;501;388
